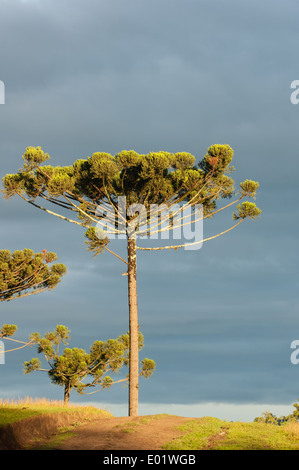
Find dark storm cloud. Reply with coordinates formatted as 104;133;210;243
0;0;297;167
0;0;296;197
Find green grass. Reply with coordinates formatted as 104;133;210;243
25;430;77;450
163;417;299;450
163;417;226;450
0;397;112;427
0;407;42;427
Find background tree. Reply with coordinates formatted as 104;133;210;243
0;248;67;302
253;400;299;425
2;144;261;416
24;325;155;405
0;250;66;360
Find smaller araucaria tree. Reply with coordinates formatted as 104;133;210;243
0;249;67;302
24;325;155;405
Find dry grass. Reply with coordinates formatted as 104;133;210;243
0;396;91;408
0;396;112;428
283;421;299;437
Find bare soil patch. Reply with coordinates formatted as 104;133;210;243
49;414;194;451
0;413;196;450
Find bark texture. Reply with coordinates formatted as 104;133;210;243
127;237;139;417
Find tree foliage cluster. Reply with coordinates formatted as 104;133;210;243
0;249;66;301
0;324;17;338
2;145;261;250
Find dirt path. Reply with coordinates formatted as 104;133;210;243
45;415;194;450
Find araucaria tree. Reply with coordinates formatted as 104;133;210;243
24;325;155;405
0;248;66;302
2;145;261;416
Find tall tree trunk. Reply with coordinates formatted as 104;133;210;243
127;237;139;417
64;383;71;405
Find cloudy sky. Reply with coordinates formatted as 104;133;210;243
0;0;299;422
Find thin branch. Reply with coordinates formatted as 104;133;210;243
63;192;127;235
17;192;88;228
103;246;128;265
136;218;244;251
3;338;35;353
76;377;128;395
0;287;50;302
63;193;102;225
141;194;244;237
39;192;77;211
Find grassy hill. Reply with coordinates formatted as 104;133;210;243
0;397;112;449
1;398;299;450
163;416;299;450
